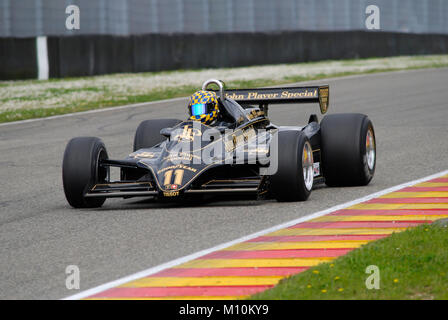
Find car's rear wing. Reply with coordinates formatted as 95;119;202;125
224;85;329;114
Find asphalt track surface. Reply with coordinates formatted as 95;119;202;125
1;68;447;299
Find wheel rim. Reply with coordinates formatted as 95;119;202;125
366;128;375;171
302;141;314;191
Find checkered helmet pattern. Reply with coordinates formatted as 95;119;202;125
188;90;219;125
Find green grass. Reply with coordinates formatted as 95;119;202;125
250;223;448;300
1;56;448;123
0;84;198;123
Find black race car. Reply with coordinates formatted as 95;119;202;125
62;79;376;208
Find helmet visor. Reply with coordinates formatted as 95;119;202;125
191;103;207;116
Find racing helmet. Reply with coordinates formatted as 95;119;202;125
188;90;219;125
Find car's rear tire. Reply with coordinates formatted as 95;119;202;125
133;119;182;151
271;130;313;202
320;113;376;187
62;137;109;208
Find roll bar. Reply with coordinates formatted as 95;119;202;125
202;79;226;102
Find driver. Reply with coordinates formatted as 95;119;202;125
188;90;220;125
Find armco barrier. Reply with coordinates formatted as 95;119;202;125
2;31;448;80
0;37;37;80
47;35;134;78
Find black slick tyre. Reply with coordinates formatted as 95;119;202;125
271;130;314;202
133;119;182;151
62;137;109;208
320;113;376;187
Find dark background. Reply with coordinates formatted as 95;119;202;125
2;31;448;80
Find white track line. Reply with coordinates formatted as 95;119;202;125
63;169;448;300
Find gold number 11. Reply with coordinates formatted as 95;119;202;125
163;169;184;186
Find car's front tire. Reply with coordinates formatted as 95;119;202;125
62;137;108;208
133;119;182;151
271;130;314;202
320;113;376;186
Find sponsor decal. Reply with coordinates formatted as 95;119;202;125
164;184;179;190
129;151;157;159
163;191;179;197
318;86;329;114
173;125;202;142
243;127;256;141
224;135;235;153
280;89;317;99
246;109;265;120
157;164;197;174
225;88;318;102
248;146;269;154
313;162;320;177
224;125;256;152
163;152;201;163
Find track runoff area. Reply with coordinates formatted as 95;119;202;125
65;169;448;300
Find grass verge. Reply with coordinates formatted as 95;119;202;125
0;85;198;123
250;223;448;300
1;55;448;123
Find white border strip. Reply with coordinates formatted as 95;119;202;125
63;169;448;300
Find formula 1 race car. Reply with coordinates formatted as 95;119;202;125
62;79;376;208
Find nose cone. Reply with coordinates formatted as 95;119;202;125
151;121;224;193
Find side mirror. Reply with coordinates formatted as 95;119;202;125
215;126;227;134
160;127;173;138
